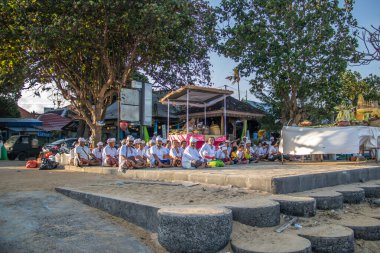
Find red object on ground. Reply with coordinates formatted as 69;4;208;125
26;160;38;168
120;121;129;131
44;152;53;159
168;134;226;149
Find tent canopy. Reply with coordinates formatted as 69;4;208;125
159;85;233;107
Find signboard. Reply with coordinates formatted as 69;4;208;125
142;83;153;126
120;88;140;122
119;81;152;126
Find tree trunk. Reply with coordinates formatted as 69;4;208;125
90;125;103;148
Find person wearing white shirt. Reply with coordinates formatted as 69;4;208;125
151;136;171;168
119;136;145;172
199;137;216;162
268;142;280;161
215;145;232;165
103;138;118;167
69;141;79;165
92;142;103;163
74;138;99;166
136;140;148;166
258;142;269;160
182;137;207;169
170;140;183;167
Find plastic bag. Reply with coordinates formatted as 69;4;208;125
26;160;38;168
39;158;58;170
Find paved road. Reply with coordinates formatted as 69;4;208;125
0;191;153;253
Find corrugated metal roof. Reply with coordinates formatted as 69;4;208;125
7;127;41;132
37;113;72;131
0;118;42;127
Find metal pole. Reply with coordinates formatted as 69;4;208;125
186;89;189;134
224;95;227;136
167;99;170;138
117;88;121;143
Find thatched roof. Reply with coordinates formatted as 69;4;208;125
177;96;266;119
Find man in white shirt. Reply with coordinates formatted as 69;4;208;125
92;142;103;163
136;140;148;166
119;136;145;172
170;140;183;167
182;137;207;169
258;142;269;160
268;142;280;161
74;138;99;166
103;138;118;167
215;145;232;165
151;136;171;168
69;141;79;165
199;137;216;162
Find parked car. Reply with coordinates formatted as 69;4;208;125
43;138;77;154
4;135;42;161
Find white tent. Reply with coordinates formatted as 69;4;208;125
279;126;380;155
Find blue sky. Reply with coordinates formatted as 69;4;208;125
19;0;380;112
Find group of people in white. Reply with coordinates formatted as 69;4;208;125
70;135;281;171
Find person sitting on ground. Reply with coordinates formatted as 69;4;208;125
165;140;171;152
102;138;118;167
69;141;79;165
216;145;232;165
225;140;232;157
199;137;216;162
170;140;183;167
136;140;149;163
74;138;100;166
119;136;145;172
268;142;281;161
92;142;103;164
236;143;249;164
146;140;155;167
182;137;207;169
180;140;187;151
230;146;239;164
257;142;268;160
151;137;171;168
133;139;141;149
245;140;258;163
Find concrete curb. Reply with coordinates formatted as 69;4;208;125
297;225;355;253
64;165;118;175
270;195;316;217
307;191;344;210
335;187;365;204
157;207;232;253
338;216;380;241
55;187;160;232
358;185;380;198
225;199;280;227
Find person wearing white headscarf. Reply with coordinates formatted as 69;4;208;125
74;138;100;166
199;137;216;162
119;135;145;172
182;137;207;169
215;145;232;165
136;140;148;166
169;140;183;167
92;142;103;163
150;136;171;168
103;138;118;166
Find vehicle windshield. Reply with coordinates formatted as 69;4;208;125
5;136;20;146
50;140;65;145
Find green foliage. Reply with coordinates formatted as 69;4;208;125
1;0;216;141
0;96;20;118
339;70;369;105
217;0;358;125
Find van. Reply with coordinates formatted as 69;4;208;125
4;135;43;160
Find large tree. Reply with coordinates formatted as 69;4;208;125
217;0;358;125
1;0;216;142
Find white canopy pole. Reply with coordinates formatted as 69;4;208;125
204;103;207;126
167;99;170;138
224;95;227;136
186;89;189;134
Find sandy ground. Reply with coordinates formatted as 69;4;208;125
1;161;379;253
0;162;169;253
75;181;269;207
